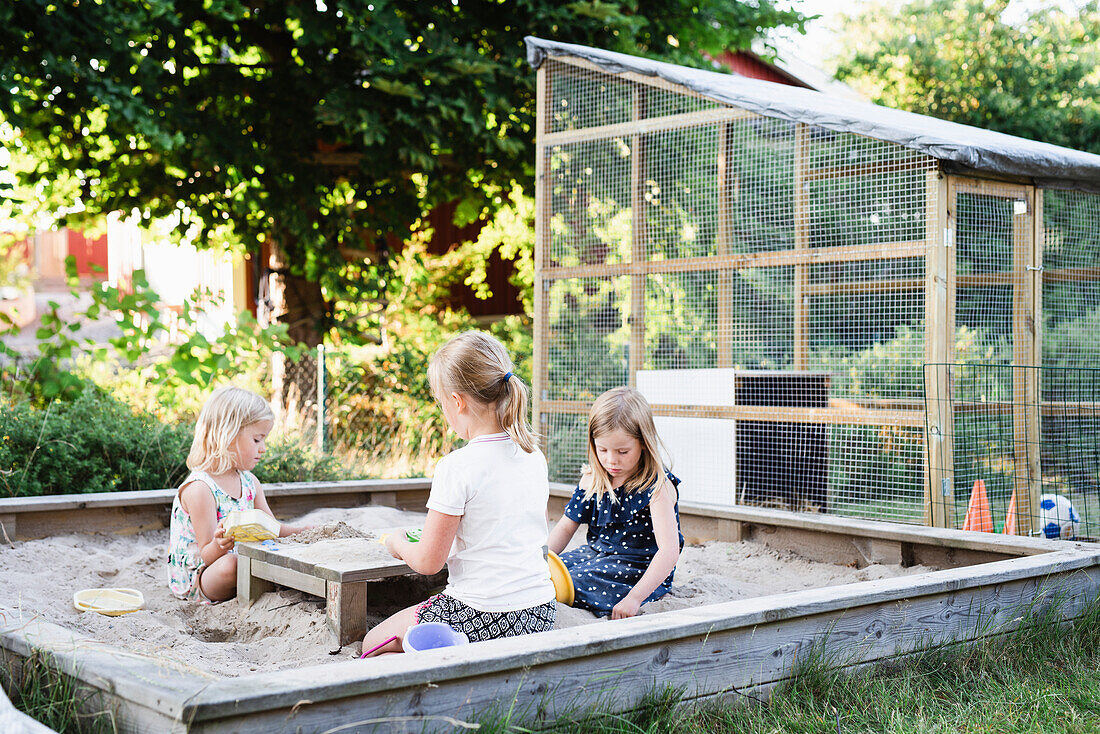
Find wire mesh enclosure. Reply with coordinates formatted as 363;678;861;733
529;41;1100;530
926;364;1100;540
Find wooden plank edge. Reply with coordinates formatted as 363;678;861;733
181;548;1100;720
237;544;413;584
549;484;1067;557
542;240;927;281
4;553;1096;727
680;500;1066;555
542;106;756;146
187;568;1100;730
249;558;327;597
0;478;433;515
540;400;926;427
0;607;213;722
675;584;1100;710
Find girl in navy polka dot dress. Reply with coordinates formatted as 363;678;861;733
548;387;682;619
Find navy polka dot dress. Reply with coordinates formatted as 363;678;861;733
559;471;683;617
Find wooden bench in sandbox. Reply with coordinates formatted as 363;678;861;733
237;538;415;646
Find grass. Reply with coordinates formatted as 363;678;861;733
4;649;115;734
476;596;1100;733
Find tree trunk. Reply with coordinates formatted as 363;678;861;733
265;238;327;441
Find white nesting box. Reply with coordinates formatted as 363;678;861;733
635;369;739;505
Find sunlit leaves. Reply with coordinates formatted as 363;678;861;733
833;0;1100;153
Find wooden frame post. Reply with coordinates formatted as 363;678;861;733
1011;186;1040;536
1027;191;1044;535
628;85;647;387
326;580;369;647
533;65;551;448
924;170;955;528
717;123;734;368
237;554;274;608
715;123;739;499
793;124;809;370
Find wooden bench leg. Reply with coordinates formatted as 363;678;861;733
327;580;368;647
237;554;274;608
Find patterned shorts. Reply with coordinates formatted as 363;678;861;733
414;593;556;642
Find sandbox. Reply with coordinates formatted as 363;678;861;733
2;479;1099;733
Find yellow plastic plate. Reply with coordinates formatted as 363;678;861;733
547;551;574;606
73;588;145;616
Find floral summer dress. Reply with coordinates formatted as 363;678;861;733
166;470;258;600
559;471;683;616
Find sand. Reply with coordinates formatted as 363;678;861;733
0;505;933;678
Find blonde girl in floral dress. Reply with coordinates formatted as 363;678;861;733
167;386;304;602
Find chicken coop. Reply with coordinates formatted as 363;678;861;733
526;37;1100;535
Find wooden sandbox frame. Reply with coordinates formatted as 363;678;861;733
2;479;1100;733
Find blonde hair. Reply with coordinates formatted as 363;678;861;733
428;330;537;453
585;387;665;501
187;386;274;474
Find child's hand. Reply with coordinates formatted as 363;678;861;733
610;595;642;620
213;521;235;552
383;532;403;560
279;523;315;537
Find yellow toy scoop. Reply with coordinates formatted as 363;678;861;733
73;588;145;616
223;509;280;542
547;551;575;606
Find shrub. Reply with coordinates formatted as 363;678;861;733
0;385;193;497
254;436;347;484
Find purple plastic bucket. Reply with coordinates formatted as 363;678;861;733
402;622;469;652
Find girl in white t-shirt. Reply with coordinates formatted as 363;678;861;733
361;331;556;656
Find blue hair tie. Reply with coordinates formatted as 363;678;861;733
503;371;513;384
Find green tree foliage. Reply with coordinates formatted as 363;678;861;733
0;0;806;345
831;0;1100;153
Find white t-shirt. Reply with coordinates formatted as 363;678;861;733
426;432;555;612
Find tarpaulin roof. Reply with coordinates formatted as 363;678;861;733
526;37;1100;193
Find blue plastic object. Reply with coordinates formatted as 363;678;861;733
402;622;469;652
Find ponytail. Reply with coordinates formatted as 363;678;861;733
429;331;539;453
496;372;537;453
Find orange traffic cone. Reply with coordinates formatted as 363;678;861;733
1003;489;1017;535
962;479;993;533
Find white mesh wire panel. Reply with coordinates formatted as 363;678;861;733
926;186;1100;537
954;188;1019;366
547;139;632;268
946;183;1032;531
547;59;635;133
538;59;938;523
1038;190;1100;539
1042;189;1100;366
930;361;1100;540
546;59;721;134
724;117;796;253
643;124;721;260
